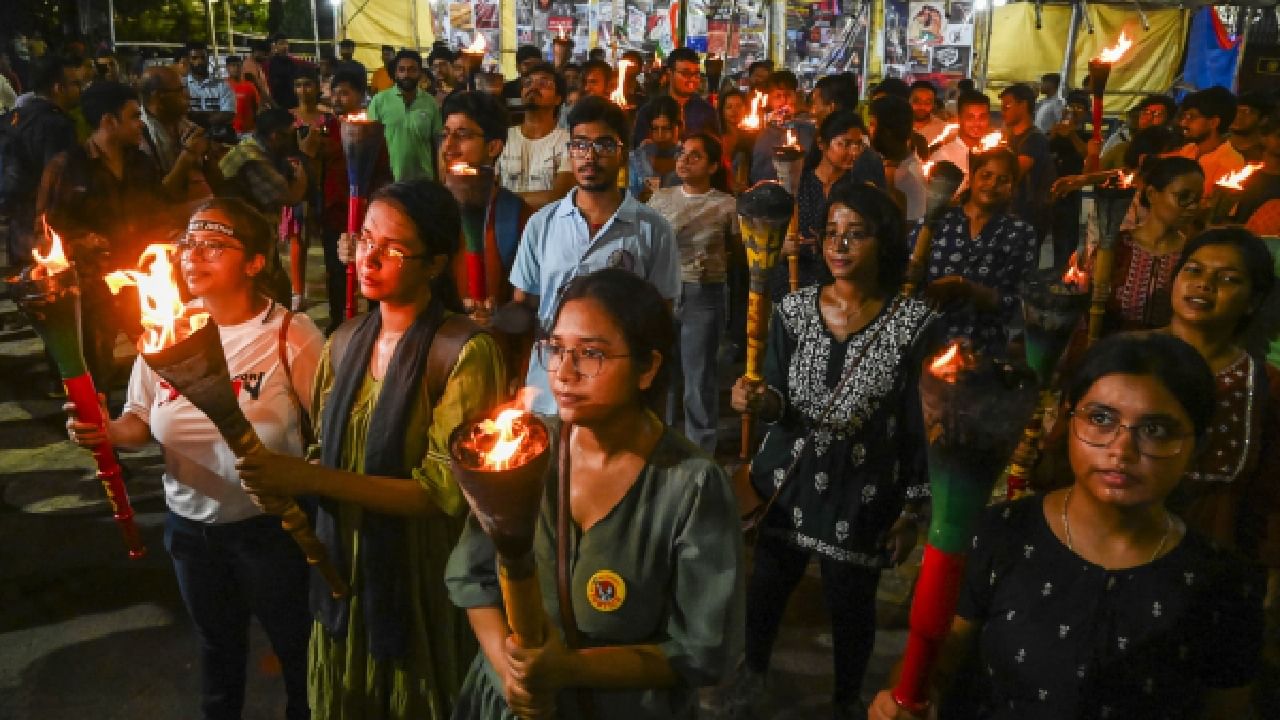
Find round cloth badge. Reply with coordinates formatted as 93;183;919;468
586;570;626;612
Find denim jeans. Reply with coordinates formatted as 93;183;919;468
165;511;312;720
675;282;726;455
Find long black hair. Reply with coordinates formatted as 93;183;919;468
188;197;291;305
824;182;909;294
369;179;465;313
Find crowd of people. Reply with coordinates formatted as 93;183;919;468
0;29;1276;720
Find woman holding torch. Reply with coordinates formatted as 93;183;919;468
445;269;744;719
65;198;323;720
237;179;507;719
870;333;1264;719
723;184;935;719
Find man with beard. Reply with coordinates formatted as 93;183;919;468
631;46;719;149
1229;91;1272;163
428;45;458;103
579;59;612;99
503;45;545;101
909;79;947;146
508;95;679;415
38;81;177;389
140;65;224;200
367;49;442;181
496;62;574;208
1175;86;1245;195
184;41;234;121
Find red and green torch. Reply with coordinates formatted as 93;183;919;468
891;341;1036;714
1084;32;1133;173
340;110;384;319
7;229;146;559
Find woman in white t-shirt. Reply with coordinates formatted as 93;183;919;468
66;197;323;720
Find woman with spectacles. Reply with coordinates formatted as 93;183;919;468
445;268;744;719
722;184;935;719
65;198;323;720
628;95;683;202
237;179;507;719
870;332;1265;719
910;147;1038;352
768;109;867;299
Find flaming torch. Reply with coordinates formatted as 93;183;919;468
773;128;805;292
1004;261;1090;498
736;181;793;461
1084;32;1134;172
341;111;384;319
1088;170;1138;347
1211;163;1263;224
6;227;146;559
460;34;487;90
891;341;1037;714
107;245;348;597
903;160;965;296
445;162;498;320
450;408;552;648
610;59;635;110
734;91;769;190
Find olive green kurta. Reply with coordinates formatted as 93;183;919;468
445;418;745;719
307;331;506;720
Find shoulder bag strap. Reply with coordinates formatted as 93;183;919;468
424;313;482;402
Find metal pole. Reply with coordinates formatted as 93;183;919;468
1058;1;1082;99
980;2;995;91
311;0;324;59
107;0;117;48
409;0;421;50
206;0;223;71
225;0;235;56
332;0;341;56
1231;9;1249;93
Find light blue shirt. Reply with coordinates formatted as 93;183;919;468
510;187;681;414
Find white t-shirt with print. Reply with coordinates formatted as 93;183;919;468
497;125;572;194
124;302;324;524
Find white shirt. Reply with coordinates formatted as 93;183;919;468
497;125;572;194
894;154;927;223
125;303;324;523
1034;95;1065;134
932;136;974;181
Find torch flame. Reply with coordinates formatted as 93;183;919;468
1215;163;1263;191
610;59;634;107
1061;252;1088;290
476;407;531;471
784;128;798;148
1095;31;1134;64
449;162;480;176
464;33;487;54
921;161;936;178
1115;170;1135;188
928;341;975;384
343;110;371;123
31;223;71;279
105;244;209;354
976;131;1005;152
932;123;959;145
738;91;768;131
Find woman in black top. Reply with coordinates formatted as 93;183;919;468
870;333;1264;720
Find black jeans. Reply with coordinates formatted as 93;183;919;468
165;512;312;720
321;228;346;333
745;531;881;704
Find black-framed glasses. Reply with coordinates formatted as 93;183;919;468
522;76;556;89
822;230;875;252
535;340;630;378
567;138;622;157
1068;409;1190;458
355;235;427;267
177;237;244;261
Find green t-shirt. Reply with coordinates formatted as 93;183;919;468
367;85;441;182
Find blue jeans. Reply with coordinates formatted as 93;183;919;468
165;512;312;720
675;282;725;455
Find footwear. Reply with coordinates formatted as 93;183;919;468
708;662;766;718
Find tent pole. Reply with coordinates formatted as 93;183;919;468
206;0;222;70
107;0;117;48
980;3;995;91
311;0;324;59
1231;9;1249;93
225;0;235;56
1059;1;1082;98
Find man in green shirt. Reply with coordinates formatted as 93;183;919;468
367;49;441;181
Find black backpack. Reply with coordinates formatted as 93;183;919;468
0;109;34;213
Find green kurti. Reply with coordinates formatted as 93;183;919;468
307;331;507;720
445;418;745;719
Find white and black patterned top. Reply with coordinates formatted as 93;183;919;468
910;206;1038;352
749;286;935;565
954;497;1263;719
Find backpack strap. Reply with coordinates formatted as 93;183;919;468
327;311;482;405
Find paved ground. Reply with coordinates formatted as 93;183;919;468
0;242;917;719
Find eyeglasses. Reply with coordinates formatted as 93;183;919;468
1069;409;1190;458
567;138;622;157
535;340;631;378
522;76;556;89
1165;189;1202;208
822;230;875;252
435;128;485;144
356;235;427;267
675;150;706;161
177;237;244;261
673;69;701;79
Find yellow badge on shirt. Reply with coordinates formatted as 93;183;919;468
586;570;626;612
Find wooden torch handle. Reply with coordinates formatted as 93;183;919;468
903;225;936;296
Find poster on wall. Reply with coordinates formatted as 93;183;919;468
475;0;499;29
930;44;970;74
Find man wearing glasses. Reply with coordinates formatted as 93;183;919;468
496;62;575;209
509;96;680;415
631;46;720;150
